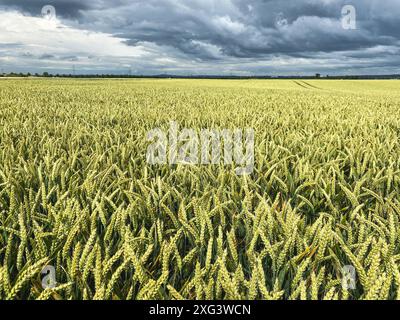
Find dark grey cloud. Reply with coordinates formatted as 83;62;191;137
0;0;94;19
0;0;400;74
39;53;55;59
69;0;400;59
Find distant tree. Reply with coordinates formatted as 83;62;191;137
43;72;49;77
315;73;321;78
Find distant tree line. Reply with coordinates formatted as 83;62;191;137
1;72;400;80
0;72;148;78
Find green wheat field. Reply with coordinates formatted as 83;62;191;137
1;78;400;300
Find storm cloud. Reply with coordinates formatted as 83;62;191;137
0;0;399;75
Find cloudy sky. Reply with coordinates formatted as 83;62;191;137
0;0;399;75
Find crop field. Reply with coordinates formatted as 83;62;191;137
1;78;400;300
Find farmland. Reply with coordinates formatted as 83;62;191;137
1;78;400;300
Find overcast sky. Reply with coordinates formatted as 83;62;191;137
0;0;399;75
